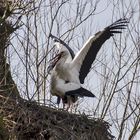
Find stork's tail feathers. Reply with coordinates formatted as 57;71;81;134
65;87;95;98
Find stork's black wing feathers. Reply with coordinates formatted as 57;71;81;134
79;18;128;84
50;34;75;59
65;87;95;97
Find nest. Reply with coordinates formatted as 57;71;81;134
0;94;115;140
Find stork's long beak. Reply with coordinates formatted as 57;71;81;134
47;52;62;73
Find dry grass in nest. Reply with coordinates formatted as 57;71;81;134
0;93;115;140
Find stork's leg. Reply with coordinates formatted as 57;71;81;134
65;96;73;111
66;102;71;111
62;102;65;110
61;96;71;111
56;96;61;108
62;96;67;110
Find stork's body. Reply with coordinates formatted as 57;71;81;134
48;19;128;109
49;43;90;107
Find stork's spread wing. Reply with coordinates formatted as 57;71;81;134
71;18;128;84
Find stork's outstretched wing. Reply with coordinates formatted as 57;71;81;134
71;18;129;84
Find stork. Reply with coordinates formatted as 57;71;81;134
48;18;128;110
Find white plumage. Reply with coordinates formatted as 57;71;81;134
48;18;128;109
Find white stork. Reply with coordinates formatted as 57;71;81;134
48;18;128;109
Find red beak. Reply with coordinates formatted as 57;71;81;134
47;53;62;73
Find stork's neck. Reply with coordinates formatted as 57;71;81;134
55;56;67;70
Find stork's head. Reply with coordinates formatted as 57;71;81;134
47;41;72;74
54;41;71;56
